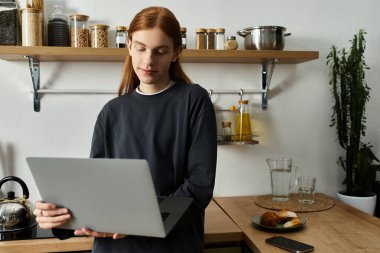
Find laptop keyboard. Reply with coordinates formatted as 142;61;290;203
161;212;170;221
157;197;170;221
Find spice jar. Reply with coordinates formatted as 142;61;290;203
224;36;238;50
180;27;187;49
206;28;216;49
90;24;109;48
70;14;89;47
235;100;252;142
21;8;42;46
115;26;127;48
47;5;69;46
0;0;19;45
216;28;225;50
222;121;232;142
196;28;206;49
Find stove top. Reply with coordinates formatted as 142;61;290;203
0;225;55;241
32;226;55;239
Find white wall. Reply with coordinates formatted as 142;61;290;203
1;0;379;202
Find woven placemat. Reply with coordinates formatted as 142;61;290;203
255;193;335;212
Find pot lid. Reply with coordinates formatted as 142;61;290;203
244;26;287;31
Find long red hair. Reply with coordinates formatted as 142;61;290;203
117;6;191;96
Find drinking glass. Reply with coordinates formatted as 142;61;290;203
298;176;316;204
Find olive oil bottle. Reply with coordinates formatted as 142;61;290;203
235;100;252;142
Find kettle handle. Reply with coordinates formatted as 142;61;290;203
0;176;29;199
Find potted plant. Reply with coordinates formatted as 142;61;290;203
327;29;380;215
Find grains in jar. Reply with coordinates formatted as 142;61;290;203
70;14;89;47
196;28;206;49
206;28;216;50
21;8;42;46
90;24;109;48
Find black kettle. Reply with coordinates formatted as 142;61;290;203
0;176;36;238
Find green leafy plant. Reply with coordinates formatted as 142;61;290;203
327;29;379;197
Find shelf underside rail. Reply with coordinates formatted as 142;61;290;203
208;89;267;96
35;89;117;94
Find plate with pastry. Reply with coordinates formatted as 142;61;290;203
252;210;306;231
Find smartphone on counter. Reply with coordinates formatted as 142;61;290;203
265;236;314;253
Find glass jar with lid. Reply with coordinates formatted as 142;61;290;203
224;36;238;50
21;8;43;46
69;14;89;47
0;0;19;45
115;26;128;48
196;28;206;49
222;121;232;142
47;5;69;46
90;24;109;48
180;27;187;49
215;28;225;50
206;28;216;49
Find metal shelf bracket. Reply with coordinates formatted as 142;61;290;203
261;59;277;110
26;56;40;112
208;59;277;110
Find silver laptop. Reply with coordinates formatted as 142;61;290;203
26;157;192;238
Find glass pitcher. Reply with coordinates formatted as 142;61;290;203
266;158;299;201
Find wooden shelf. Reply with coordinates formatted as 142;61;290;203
0;46;319;63
217;135;259;145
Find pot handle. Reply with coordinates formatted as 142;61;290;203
284;33;292;37
237;30;249;37
0;176;29;199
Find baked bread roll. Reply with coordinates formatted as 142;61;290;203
260;212;279;227
283;217;302;228
277;210;298;223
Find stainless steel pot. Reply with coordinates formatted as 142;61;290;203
237;26;291;50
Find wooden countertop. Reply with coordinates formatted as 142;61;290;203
0;200;243;253
214;195;380;253
6;195;378;253
204;199;242;244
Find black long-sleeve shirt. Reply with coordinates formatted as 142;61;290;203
87;82;217;253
